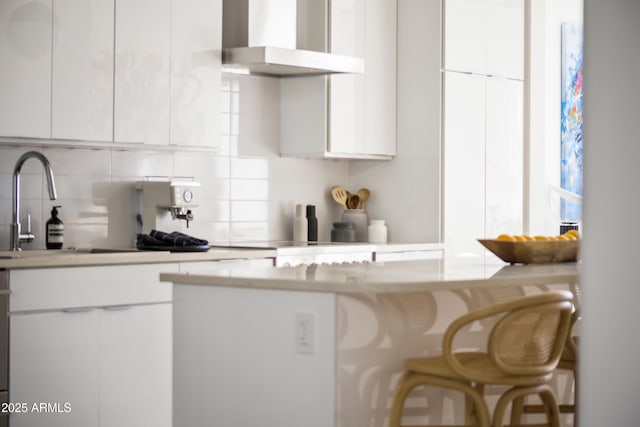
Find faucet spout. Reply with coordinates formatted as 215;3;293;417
10;151;58;251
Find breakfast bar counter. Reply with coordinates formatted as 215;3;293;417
163;257;579;427
161;256;578;293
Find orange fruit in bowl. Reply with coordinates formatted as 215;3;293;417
564;229;580;239
556;235;570;240
533;235;549;241
496;234;515;241
513;235;527;241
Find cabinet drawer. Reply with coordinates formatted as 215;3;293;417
9;264;178;312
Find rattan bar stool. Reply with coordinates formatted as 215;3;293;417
511;307;579;426
389;290;574;427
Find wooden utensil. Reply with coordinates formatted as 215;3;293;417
357;188;370;209
331;186;348;209
347;194;360;209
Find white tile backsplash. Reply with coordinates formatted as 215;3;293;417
43;148;111;176
230;179;268;200
230;201;268;222
230;157;268;179
111;150;174;178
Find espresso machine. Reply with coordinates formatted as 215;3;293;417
136;180;201;234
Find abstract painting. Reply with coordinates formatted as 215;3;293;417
560;23;583;221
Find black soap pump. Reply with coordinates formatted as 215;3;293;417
46;205;64;249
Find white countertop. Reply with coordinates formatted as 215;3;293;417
161;256;579;294
0;242;444;270
0;248;277;269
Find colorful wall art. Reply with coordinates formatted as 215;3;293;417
560;23;583;221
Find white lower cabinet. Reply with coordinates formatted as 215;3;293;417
11;309;100;427
99;303;172;427
8;263;177;427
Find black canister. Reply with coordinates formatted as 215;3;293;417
331;222;355;242
306;205;318;242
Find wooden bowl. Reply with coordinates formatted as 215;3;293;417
478;239;579;264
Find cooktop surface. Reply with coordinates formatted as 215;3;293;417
210;241;370;249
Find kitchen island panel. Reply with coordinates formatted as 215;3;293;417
174;285;336;427
167;259;578;426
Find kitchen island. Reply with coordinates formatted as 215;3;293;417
163;257;579;427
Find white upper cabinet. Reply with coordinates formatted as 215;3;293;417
0;0;53;138
114;0;171;145
1;0;221;148
485;0;524;79
444;0;523;80
281;0;396;159
363;0;397;156
328;0;365;155
170;0;222;147
52;0;114;142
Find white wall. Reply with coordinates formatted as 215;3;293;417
581;1;640;424
349;0;442;243
527;0;583;235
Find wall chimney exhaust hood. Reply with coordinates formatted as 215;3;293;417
222;0;364;77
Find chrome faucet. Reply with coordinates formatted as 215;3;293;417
10;151;58;251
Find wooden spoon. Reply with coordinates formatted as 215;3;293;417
357;188;370;209
331;186;348;209
347;194;360;209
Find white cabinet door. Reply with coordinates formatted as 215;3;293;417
99;304;172;427
444;0;523;79
114;0;171;144
443;72;523;256
51;0;114;141
486;0;524;80
444;0;486;75
170;0;222;148
485;77;523;237
443;71;486;257
363;0;397;156
0;0;52;138
328;0;365;155
10;310;99;427
281;0;396;159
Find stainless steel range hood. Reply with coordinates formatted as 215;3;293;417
222;0;364;77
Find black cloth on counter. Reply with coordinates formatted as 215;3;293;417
136;230;209;247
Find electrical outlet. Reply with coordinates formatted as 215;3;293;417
295;312;315;354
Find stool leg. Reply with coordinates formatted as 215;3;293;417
389;371;415;427
538;386;561;427
389;372;491;427
510;396;525;425
493;384;561;427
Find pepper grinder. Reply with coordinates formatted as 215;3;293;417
293;204;308;242
306;205;318;242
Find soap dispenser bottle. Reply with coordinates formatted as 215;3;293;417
46;205;64;249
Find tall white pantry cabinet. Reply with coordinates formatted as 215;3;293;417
442;0;524;256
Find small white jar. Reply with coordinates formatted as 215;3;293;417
368;219;387;243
